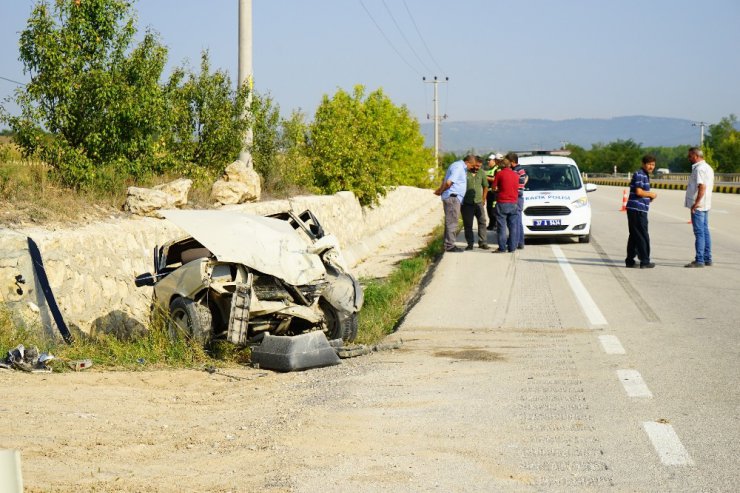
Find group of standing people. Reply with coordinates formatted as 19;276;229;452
434;152;527;253
436;146;715;267
625;146;715;268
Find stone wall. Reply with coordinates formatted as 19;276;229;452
0;186;440;338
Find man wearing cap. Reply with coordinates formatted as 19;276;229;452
485;153;503;231
461;156;490;250
435;154;476;252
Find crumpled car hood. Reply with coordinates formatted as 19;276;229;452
160;210;327;286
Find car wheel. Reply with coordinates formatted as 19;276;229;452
169;297;213;346
578;234;590;244
320;300;358;343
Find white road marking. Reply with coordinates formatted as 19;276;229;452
551;245;607;327
599;335;626;354
642;421;694;466
617;369;653;398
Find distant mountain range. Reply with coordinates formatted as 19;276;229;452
420;115;706;153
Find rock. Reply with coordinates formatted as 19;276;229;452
153;178;192;207
124;187;177;216
210;160;261;205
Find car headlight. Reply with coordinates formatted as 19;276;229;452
571;196;589;209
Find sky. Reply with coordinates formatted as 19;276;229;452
1;0;739;126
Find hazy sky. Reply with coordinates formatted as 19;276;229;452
1;0;739;125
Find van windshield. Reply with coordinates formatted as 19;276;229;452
521;164;582;191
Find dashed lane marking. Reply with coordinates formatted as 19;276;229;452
616;369;653;398
642;421;694;466
598;335;626;354
551;245;607;327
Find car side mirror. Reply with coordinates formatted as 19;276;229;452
585;183;598;193
135;273;156;287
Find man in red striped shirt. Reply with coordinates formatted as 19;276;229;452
491;158;520;253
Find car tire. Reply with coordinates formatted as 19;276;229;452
320;300;358;343
578;234;590;244
169;297;213;346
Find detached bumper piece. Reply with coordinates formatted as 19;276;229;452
250;331;340;372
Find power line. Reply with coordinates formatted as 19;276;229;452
0;75;26;86
358;0;422;76
381;0;431;74
402;0;446;78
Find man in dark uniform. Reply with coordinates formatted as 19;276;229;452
462;156;490;250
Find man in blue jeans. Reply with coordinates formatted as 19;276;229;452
491;158;520;253
684;147;714;268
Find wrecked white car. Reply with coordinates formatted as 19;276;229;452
135;209;363;346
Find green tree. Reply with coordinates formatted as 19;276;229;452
1;0;169;187
588;139;644;173
564;144;591;172
705;114;740;173
249;93;312;194
163;50;250;177
308;85;433;205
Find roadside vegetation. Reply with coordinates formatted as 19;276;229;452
0;0;436;211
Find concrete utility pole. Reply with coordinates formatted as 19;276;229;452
423;76;448;166
692;121;708;147
238;0;253;166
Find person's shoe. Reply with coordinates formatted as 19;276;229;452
479;244;490;250
446;246;464;253
517;245;524;250
705;261;713;266
684;261;704;268
493;249;507;253
465;245;474;251
640;262;656;269
625;262;637;268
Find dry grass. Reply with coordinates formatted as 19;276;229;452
0;148;217;228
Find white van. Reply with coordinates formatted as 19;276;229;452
517;151;597;243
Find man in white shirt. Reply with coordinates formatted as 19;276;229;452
684;147;714;267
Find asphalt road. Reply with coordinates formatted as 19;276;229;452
282;185;739;492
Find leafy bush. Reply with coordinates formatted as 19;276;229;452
308;85;433;206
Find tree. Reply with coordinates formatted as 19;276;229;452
1;0;170;187
588;139;644;173
308;85;433;205
705;115;740;173
163;51;250;177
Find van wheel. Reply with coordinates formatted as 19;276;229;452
169;297;213;346
578;234;590;244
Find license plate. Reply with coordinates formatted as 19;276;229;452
533;219;561;226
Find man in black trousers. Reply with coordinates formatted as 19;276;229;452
625;155;658;268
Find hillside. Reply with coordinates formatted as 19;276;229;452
420;115;703;153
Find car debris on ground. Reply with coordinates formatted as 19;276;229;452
0;344;54;373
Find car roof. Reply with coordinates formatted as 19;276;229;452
518;155;578;166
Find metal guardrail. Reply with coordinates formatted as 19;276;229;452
586;172;740;183
583;175;740;194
